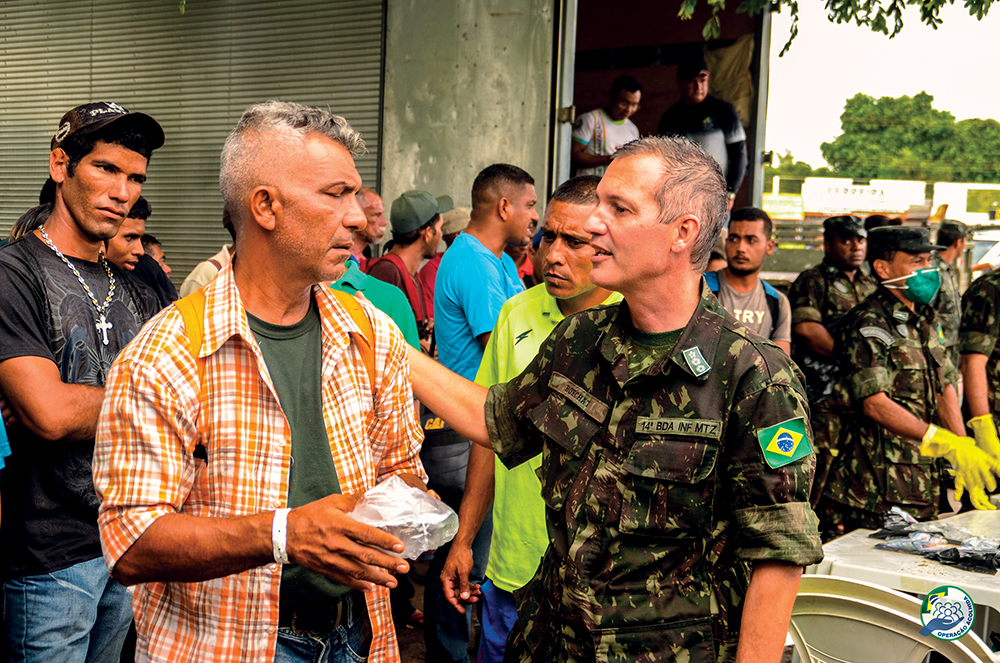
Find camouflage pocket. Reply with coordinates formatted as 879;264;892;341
883;459;936;509
592;616;715;663
529;392;600;512
618;435;718;536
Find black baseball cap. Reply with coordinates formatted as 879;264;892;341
868;226;944;262
824;215;867;239
51;102;164;152
678;57;709;81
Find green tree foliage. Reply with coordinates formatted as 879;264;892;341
678;0;993;54
764;151;835;193
820;92;1000;183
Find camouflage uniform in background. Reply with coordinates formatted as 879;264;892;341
932;251;961;367
824;286;957;527
484;286;823;663
959;270;1000;415
787;258;876;507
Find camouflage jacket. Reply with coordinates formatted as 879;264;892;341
932;252;961;361
827;286;956;521
960;270;1000;416
485;285;823;663
787;258;876;407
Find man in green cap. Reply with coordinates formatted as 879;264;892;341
787;215;876;532
824;226;1000;529
368;190;451;354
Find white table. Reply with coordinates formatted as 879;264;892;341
809;510;1000;642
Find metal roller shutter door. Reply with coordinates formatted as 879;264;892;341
0;0;384;281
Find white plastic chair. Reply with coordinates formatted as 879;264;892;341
788;574;996;663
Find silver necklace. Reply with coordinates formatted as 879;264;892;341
37;227;117;346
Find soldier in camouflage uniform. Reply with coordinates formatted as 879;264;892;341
932;221;968;367
787;216;876;521
824;226;1000;528
958;265;1000;493
409;136;823;663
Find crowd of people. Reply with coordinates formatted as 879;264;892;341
0;85;999;663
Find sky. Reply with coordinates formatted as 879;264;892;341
765;1;999;169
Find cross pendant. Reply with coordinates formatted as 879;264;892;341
96;314;113;346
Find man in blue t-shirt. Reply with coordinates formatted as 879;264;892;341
427;163;537;662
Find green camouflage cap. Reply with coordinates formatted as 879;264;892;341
824;215;866;239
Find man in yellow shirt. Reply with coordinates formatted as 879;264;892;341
439;175;620;662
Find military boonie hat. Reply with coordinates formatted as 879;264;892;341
824;215;866;239
867;226;945;263
390;191;454;235
51;102;165;152
441;207;471;235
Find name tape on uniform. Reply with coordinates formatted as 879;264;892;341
635;417;722;439
550;372;609;422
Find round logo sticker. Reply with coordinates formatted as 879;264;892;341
919;585;975;641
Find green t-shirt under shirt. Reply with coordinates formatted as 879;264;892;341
247;299;350;608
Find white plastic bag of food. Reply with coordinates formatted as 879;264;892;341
349;475;458;559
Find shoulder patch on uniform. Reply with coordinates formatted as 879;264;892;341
892;309;909;322
682;346;711;377
757;417;812;468
860;326;895;346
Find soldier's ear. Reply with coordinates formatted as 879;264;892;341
670;214;699;255
872;258;890;281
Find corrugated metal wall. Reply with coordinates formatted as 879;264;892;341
0;0;384;281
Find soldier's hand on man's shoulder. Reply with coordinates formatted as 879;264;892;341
286;493;409;592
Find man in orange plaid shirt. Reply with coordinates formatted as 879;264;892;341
94;101;428;663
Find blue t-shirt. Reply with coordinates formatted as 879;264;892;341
434;233;524;380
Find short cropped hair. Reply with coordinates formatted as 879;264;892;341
141;234;161;254
730;206;773;238
220;101;364;222
937;222;968;249
549;175;600;207
610;75;642;97
127;196;151;221
613;136;728;269
471;164;535;209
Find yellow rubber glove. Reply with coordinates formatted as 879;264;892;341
967;414;1000;462
921;424;999;510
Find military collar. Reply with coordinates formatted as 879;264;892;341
600;283;723;381
821;256;872;282
873;285;922;324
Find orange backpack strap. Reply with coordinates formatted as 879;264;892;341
330;289;376;392
173;288;208;383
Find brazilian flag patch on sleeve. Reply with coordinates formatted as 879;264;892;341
757;417;812;468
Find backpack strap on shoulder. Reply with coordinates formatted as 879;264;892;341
330;289;376;391
173;288;208;383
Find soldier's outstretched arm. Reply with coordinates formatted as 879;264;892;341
735;561;803;663
936;384;966;437
406;345;490;447
961;353;991;419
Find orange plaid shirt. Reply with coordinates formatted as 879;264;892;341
94;263;425;663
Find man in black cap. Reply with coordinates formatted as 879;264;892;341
787;215;876;532
367;190;450;355
823;226;1000;530
657;57;747;197
933;220;969;367
0;101;163;662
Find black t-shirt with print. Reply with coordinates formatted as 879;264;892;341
0;232;158;577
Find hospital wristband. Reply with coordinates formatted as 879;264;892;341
272;507;291;564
